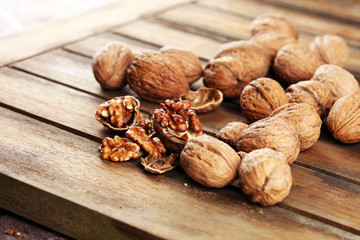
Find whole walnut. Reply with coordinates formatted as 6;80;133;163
311;64;360;105
127;51;189;103
235;117;300;164
274;43;322;85
270;103;322;151
92;42;134;89
159;46;203;85
239;148;292;206
180;135;241;188
327;94;360;144
240;77;288;122
310;34;349;67
203;56;251;99
215;40;270;80
216;121;249;146
249;13;299;39
286;80;332;119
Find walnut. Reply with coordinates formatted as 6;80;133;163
238;148;292;206
153;99;202;152
203;56;251;99
274;43;322;84
286;80;332;119
92;42;134;89
141;153;178;174
270;103;322;151
98;135;140;162
240;77;288;122
311;64;360;105
95;95;141;131
216;122;249;146
327;94;360;144
127;50;189;103
215;40;270;80
310;34;349;67
250;13;299;39
180;135;241;188
159;46;203;85
183;87;223;113
235;117;300;164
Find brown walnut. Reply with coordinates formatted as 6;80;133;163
327;94;360;144
216;121;249;146
240;77;288;122
98;136;140;162
180;135;241;188
183;87;223;113
239;148;292;206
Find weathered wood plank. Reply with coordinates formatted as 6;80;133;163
1;107;358;240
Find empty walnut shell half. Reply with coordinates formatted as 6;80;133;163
95;95;141;131
327;94;360;144
216;121;249;146
183;87;223;113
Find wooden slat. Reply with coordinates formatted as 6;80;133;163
0;106;358;240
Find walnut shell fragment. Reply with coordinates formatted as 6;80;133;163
183;87;223;113
216;122;249;146
239;148;292;206
235;117;300;164
327;94;360;144
141;153;178;174
180;135;241;188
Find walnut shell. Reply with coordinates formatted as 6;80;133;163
159;46;203;85
203;56;251;99
216;121;249;146
127;50;189;103
180;135;241;188
183;87;223;113
250;13;299;39
311;64;360;105
270;103;322;151
327;94;360;144
239;148;292;206
286;80;332;119
235;117;300;164
92;42;134;89
240;77;288;122
274;43;322;85
215;40;270;80
310;34;349;67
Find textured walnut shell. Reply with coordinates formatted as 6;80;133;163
286;80;332;119
250;13;298;39
127;50;189;103
235;117;300;164
216;122;249;146
311;64;360;105
310;34;349;67
183;87;223;113
215;40;270;80
327;94;360;144
159;46;203;85
180;135;241;188
92;42;134;89
203;56;251;99
274;43;322;84
240;77;288;122
239;148;292;206
270;103;322;151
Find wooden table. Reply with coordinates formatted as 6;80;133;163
1;0;360;239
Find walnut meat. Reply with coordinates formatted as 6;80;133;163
92;42;134;89
183;87;223;113
159;46;203;85
239;148;292;206
216;121;249;146
311;64;360;104
127;50;189;103
270;103;322;151
203;56;250;99
274;43;322;84
310;34;349;67
98;136;140;162
327;94;360;144
240;77;288;122
286;80;332;119
180;135;241;188
235;117;300;164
